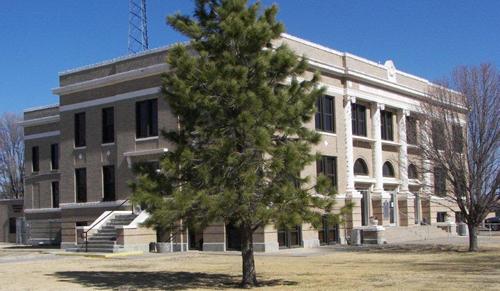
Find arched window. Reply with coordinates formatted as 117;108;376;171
383;162;395;177
408;164;418;179
354;159;368;176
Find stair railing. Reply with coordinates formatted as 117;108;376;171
82;199;132;252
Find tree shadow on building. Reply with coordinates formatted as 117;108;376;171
50;271;298;290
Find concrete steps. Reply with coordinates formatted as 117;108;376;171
69;213;137;253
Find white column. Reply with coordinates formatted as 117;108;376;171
371;102;384;193
398;109;410;193
344;95;356;195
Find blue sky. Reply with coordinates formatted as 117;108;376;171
1;1;498;114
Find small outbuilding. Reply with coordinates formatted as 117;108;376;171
0;199;24;243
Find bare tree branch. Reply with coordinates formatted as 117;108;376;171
417;63;499;251
0;113;24;199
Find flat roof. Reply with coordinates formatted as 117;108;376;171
57;33;430;86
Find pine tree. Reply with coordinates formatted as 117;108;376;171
131;0;349;287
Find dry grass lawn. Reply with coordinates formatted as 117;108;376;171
0;243;499;290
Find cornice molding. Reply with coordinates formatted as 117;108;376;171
53;63;168;96
19;115;60;127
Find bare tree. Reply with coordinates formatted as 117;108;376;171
0;113;24;199
418;63;499;251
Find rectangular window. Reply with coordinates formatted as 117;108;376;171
316;156;338;190
351;103;367;136
434;166;447;196
51;144;59;170
381;110;393;141
136;99;158;138
52;181;59;208
32;146;39;172
406;116;417;145
452;124;463;153
74;112;86;147
278;225;302;248
102;107;115;144
315;95;335;133
75;168;87;203
9;218;16;234
102;165;116;201
432;121;445;150
437;212;447;223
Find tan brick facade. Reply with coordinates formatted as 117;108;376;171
22;34;461;251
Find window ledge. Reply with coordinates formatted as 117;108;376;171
101;143;116;147
74;146;87;150
353;135;375;143
381;140;400;146
354;176;376;183
135;136;159;142
382;177;400;185
317;131;337;137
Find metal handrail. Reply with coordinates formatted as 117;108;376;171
82;199;132;252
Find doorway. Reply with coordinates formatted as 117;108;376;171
359;190;370;226
188;227;203;251
278;225;302;248
389;192;397;224
318;216;339;245
225;222;241;251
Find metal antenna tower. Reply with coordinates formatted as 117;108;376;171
128;0;149;54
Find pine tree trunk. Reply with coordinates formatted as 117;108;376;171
467;223;479;252
240;225;257;288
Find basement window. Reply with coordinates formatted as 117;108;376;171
437;212;447;223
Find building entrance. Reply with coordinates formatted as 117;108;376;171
359;190;370;226
225;222;241;251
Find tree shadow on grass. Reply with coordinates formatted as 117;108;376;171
51;271;298;290
339;243;500;254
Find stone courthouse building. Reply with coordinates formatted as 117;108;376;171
21;34;460;252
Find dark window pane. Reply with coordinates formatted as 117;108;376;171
32;146;39;172
381;110;393;141
51;144;59;170
75;168;87;203
9;218;16;234
319;216;339;245
406;117;417;145
74;113;86;147
408;164;418;179
315;101;322;129
151;99;158;136
354;159;368;175
102;107;115;144
317;156;337;189
452;124;463;153
434;166;447;196
352;103;367;136
315;96;335;133
52;181;59;208
103;165;116;201
278;225;302;248
432;121;445;150
136;99;158;138
383;162;395;177
437;212;447;222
